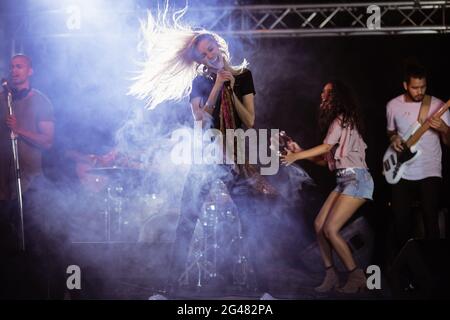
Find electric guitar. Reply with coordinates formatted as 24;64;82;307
382;99;450;184
277;131;328;167
278;131;293;156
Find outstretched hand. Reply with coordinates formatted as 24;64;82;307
270;135;303;153
280;149;299;166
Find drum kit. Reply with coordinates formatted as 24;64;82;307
81;165;254;289
84;165;155;242
179;180;256;290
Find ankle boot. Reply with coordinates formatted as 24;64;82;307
315;266;339;293
337;268;366;294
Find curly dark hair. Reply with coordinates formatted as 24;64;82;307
318;80;365;138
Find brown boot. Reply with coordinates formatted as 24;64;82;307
315;266;339;293
337;268;366;294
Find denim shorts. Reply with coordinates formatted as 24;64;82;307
333;168;374;200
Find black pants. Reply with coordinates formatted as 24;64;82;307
168;166;274;290
391;177;441;253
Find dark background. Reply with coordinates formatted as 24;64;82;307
1;0;449;277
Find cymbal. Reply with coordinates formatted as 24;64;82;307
86;166;146;177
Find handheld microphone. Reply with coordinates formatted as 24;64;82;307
224;81;231;90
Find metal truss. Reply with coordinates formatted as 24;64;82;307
3;1;450;40
188;1;450;37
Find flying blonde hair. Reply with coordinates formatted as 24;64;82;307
128;4;248;109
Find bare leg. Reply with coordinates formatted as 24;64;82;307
313;192;340;292
323;194;366;270
323;194;367;293
314;191;340;268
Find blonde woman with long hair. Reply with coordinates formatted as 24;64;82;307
130;6;273;295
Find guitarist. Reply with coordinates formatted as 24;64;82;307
386;61;450;255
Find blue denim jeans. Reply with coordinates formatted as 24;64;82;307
333;168;374;200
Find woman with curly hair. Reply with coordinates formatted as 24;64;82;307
281;81;374;293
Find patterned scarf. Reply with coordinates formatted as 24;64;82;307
219;85;278;196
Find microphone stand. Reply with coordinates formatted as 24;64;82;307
2;80;26;251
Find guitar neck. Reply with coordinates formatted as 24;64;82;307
405;100;450;148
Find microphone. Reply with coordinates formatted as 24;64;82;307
1;78;11;92
224;81;231;90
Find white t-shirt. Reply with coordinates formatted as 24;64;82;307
386;94;450;180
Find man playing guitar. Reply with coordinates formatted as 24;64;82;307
386;61;450;255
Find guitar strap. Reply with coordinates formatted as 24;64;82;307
417;95;431;124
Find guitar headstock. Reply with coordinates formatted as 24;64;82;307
434;98;450;118
278;130;293;156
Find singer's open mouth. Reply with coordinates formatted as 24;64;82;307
208;56;219;65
